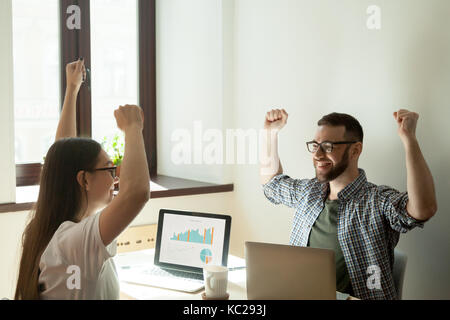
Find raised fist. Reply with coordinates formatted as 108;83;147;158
264;108;288;131
66;58;86;90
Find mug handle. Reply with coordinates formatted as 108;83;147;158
206;275;215;291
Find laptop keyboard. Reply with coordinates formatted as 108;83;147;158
118;264;205;292
142;266;204;282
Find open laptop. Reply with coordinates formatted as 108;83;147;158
245;241;336;300
118;209;231;293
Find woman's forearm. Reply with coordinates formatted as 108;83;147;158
119;126;150;196
55;85;79;141
55;60;85;141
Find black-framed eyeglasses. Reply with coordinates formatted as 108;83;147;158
306;141;357;153
88;166;118;179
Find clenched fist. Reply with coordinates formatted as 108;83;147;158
66;59;86;90
393;109;419;144
114;105;145;132
264;108;288;131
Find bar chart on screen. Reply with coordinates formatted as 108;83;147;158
159;213;226;268
170;227;214;245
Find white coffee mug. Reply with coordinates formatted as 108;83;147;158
203;265;228;298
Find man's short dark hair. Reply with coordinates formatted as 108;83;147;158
317;112;364;143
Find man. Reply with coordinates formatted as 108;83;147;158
260;109;437;300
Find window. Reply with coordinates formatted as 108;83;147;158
13;0;157;186
91;0;139;143
1;0;234;212
12;0;60;164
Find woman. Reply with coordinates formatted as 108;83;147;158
14;59;150;299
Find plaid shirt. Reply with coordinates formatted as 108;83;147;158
262;169;425;300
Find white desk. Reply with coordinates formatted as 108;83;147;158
114;249;357;300
114;249;247;300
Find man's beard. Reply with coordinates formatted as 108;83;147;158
315;146;350;183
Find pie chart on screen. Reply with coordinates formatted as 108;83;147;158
200;248;213;264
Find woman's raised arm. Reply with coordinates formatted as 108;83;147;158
55;58;86;141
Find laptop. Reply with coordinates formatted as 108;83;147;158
118;209;231;293
245;241;336;300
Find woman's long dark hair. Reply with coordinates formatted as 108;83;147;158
15;138;102;300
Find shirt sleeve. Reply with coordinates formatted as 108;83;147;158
56;212;117;281
262;174;311;208
378;185;426;233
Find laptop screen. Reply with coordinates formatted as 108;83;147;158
154;209;232;273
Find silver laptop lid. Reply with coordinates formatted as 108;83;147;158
245;241;336;300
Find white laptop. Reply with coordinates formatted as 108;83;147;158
117;209;232;293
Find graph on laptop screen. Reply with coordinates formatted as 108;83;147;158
159;213;226;268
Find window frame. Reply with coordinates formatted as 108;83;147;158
15;0;157;186
3;0;234;213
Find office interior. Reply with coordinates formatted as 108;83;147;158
1;0;449;300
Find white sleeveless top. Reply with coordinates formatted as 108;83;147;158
38;212;119;300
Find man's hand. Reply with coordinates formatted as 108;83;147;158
393;109;419;144
264;108;288;131
66;59;86;91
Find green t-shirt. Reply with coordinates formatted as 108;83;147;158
307;199;353;295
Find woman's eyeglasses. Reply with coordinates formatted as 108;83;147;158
89;166;118;179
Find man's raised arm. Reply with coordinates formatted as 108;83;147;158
394;109;438;221
260;108;288;185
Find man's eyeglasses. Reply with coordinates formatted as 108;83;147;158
88;166;118;179
306;141;357;153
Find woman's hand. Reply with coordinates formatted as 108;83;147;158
114;105;145;132
66;58;86;91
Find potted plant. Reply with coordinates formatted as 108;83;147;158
101;132;124;177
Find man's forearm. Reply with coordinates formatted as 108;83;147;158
404;137;437;221
260;129;283;185
55;85;79;141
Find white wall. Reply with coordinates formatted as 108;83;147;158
0;210;29;299
0;0;16;204
156;0;233;184
230;0;450;299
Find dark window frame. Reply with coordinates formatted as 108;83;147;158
16;0;157;185
5;0;234;212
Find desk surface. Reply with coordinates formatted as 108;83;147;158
114;249;358;300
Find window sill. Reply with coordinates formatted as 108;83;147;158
0;175;234;214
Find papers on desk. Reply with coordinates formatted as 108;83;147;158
226;255;246;270
336;291;350;300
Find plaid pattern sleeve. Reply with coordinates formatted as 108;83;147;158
262;174;314;208
261;169;429;300
378;185;425;233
